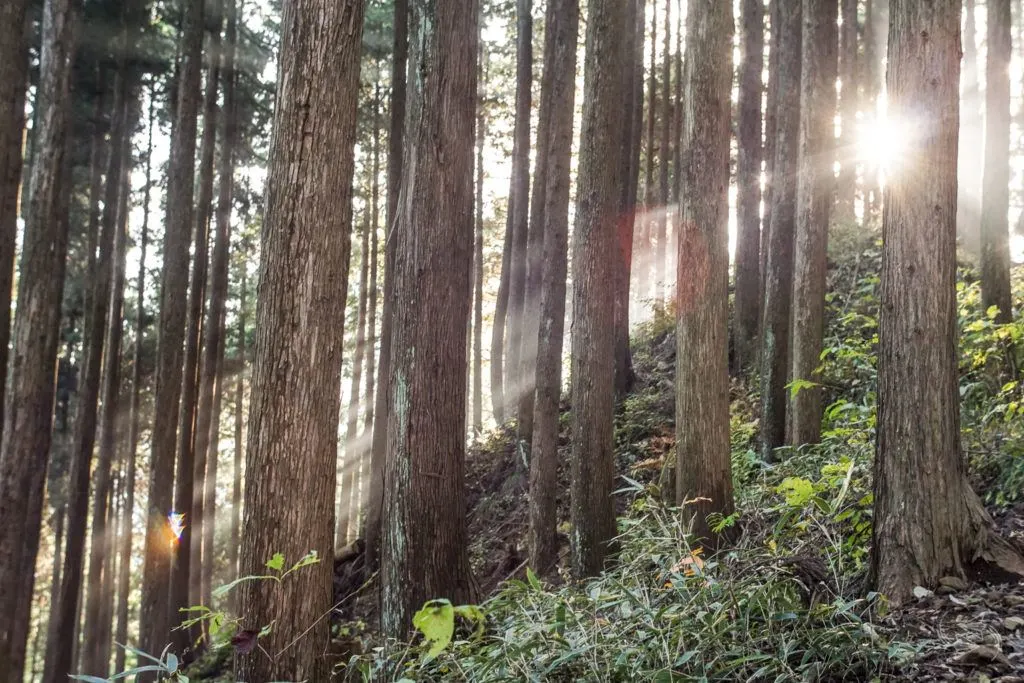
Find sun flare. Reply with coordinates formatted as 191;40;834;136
856;115;911;175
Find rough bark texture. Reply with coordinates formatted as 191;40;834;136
0;0;29;441
473;54;485;435
177;2;222;633
365;0;407;574
528;0;578;577
0;1;76;679
381;0;478;636
675;0;734;544
873;0;1024;603
733;0;764;375
759;0;801;462
981;0;1013;323
836;0;857;223
789;0;838;446
236;1;364;679
139;0;204;656
364;81;381;442
569;0;624;578
229;260;246;590
504;0;533;424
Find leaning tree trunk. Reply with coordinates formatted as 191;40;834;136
789;0;838;447
872;0;1024;603
0;0;29;442
139;0;204;657
381;0;478;637
364;0;408;575
569;0;625;578
528;0;578;577
759;0;801;462
980;0;1013;323
733;0;765;375
236;1;364;680
675;0;734;545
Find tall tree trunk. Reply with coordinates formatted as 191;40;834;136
505;0;533;425
836;0;858;223
177;1;222;636
762;0;780;302
789;0;838;446
199;0;237;611
570;0;625;578
83;104;134;678
229;259;246;593
381;0;478;637
139;0;204;656
365;0;408;575
646;2;659;301
865;0;888;218
340;209;370;547
473;54;486;435
0;0;30;443
364;80;381;441
44;46;134;683
873;0;1024;603
675;0;734;544
116;83;154;675
759;0;801;462
528;0;578;577
981;0;1013;323
657;0;670;298
958;0;981;251
733;0;765;375
236;1;364;679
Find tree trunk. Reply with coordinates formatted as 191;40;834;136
733;0;765;375
0;0;30;443
364;80;381;441
789;0;838;446
365;0;408;575
835;0;857;223
981;0;1013;323
864;0;888;218
657;0;670;298
873;0;1024;603
139;0;204;657
646;3;659;302
675;0;734;544
505;0;533;425
197;0;237;614
381;0;478;637
44;49;134;683
759;0;801;462
229;259;246;594
473;54;486;435
570;0;625;578
957;0;981;251
762;0;780;302
236;1;364;679
116;84;154;675
176;1;222;636
528;0;578;577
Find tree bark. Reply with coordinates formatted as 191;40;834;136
236;1;364;679
759;0;801;462
528;0;578;577
646;3;659;302
473;53;486;435
958;0;982;251
873;0;1024;603
229;257;246;596
365;0;408;575
570;0;625;578
835;0;857;223
657;0;670;298
381;0;478;637
981;0;1013;323
762;0;780;302
789;0;838;446
733;0;765;375
0;0;30;443
364;80;381;440
139;0;204;657
675;0;734;544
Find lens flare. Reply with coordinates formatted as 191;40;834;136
167;511;186;544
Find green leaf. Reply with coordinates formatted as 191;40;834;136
282;550;320;578
453;603;486;638
412;599;455;660
786;378;818;399
165;652;178;673
212;573;276;599
69;676;111;683
525;567;541;590
109;665;167;680
266;552;285;572
776;477;815;508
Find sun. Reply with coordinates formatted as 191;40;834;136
856;114;911;175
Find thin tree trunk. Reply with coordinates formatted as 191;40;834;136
44;53;133;683
528;0;578;577
657;0;670;295
364;79;380;440
789;0;838;446
116;82;154;675
0;0;30;443
733;0;765;375
836;0;857;223
762;0;780;304
365;0;408;574
646;2;658;301
473;55;485;435
139;0;204;656
570;0;625;578
873;0;1024;602
381;0;478;636
229;259;246;593
177;1;222;635
981;0;1013;323
237;1;364;679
